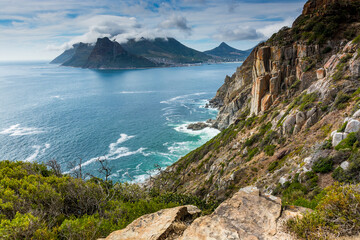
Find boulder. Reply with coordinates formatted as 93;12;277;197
353;109;360;119
178;186;296;240
104;205;200;240
283;114;296;134
316;68;326;79
332;132;348;147
340;161;350;171
187;122;208;131
296;111;306;126
345;119;360;133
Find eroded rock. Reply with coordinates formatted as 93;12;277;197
104;205;199;240
179;186;295;240
345;119;360;133
332;132;348;147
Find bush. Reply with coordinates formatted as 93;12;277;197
264;145;276;156
0;161;213;239
335;132;358;151
287;183;360;238
312;157;333;173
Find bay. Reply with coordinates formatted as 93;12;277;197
0;61;240;182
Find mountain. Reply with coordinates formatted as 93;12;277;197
61;43;94;67
83;37;157;69
122;37;213;64
204;42;252;61
51;37;213;69
50;43;82;64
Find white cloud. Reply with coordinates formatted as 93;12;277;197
159;15;192;34
0;0;307;60
214;26;264;41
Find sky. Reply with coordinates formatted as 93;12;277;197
0;0;307;61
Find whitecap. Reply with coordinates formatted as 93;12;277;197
25;143;50;162
0;124;45;136
160;92;208;104
67;133;145;172
117;91;155;94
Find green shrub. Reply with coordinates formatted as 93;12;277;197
332;152;360;183
334;92;351;109
353;34;360;44
264;145;276;156
246;148;259;161
0;160;215;240
287;183;360;238
312;157;333;173
335;132;358;150
338;121;348;132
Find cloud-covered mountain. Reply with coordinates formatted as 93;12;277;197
122;37;212;64
204;42;252;61
51;37;213;69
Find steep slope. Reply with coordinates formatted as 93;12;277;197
83;37;157;69
204;42;252;61
50;43;81;64
121;37;213;65
62;43;94;67
151;0;360;205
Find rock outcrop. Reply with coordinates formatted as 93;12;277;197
103;205;200;240
104;187;306;240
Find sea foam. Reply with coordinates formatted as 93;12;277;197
0;124;45;136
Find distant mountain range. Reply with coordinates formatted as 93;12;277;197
51;38;251;69
204;42;253;61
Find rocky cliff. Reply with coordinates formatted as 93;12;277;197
150;0;360;203
97;1;360;239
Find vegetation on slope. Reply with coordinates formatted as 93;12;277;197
0;160;216;240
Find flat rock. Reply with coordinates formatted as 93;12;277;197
104;205;199;240
178;186;295;240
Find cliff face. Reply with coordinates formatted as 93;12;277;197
152;0;360;202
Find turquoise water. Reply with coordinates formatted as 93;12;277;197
0;62;240;182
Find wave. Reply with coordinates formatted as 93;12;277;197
160;92;208;104
25;143;50;162
0;124;45;136
117;91;155;94
50;95;64;100
68;133;144;172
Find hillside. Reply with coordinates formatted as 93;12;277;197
204;42;252;61
147;0;360;238
122;37;213;65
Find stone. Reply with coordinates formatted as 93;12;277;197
251;74;270;115
178;187;295;240
279;177;287;185
269;76;280;96
340;161;350;171
296;111;306;126
187;122;208;131
104;205;200;240
350;58;360;78
345;119;360;133
353;109;360;118
283;114;296;134
316;68;326;79
261;94;272;112
332;132;348;147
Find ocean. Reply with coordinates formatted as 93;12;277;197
0;61;240;182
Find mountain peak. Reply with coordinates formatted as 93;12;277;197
219;42;229;47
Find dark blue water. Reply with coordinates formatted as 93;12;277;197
0;62;240;182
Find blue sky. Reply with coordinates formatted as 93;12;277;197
0;0;307;61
